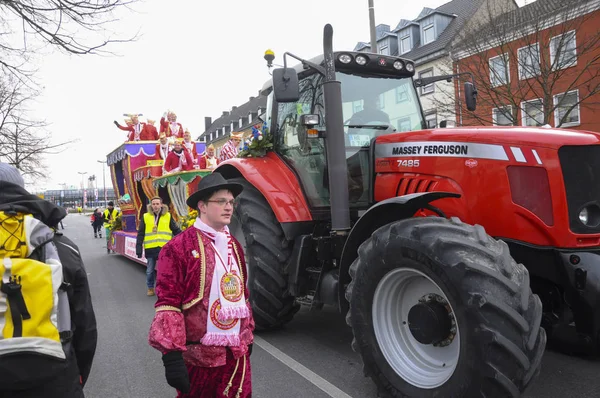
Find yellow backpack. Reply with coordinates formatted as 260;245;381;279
0;210;71;364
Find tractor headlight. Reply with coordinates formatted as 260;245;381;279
338;54;352;64
393;60;404;70
355;55;368;65
406;63;415;73
579;208;588;225
578;204;600;227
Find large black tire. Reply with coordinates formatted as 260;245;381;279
229;177;300;330
345;216;546;398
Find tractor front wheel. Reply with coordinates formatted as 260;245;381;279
229;177;300;330
346;217;546;397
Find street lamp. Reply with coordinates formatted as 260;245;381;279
97;160;107;206
78;171;87;208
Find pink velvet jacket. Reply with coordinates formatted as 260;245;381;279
148;226;255;368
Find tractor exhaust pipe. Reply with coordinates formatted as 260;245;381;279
322;24;351;234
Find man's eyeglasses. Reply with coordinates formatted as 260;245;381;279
207;199;236;207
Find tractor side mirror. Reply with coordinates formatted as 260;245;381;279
464;82;478;112
272;68;300;103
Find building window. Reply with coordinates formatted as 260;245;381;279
521;99;544;126
489;54;509;87
492;106;514;126
425;112;437;129
423;24;435;44
550;30;577;70
378;93;385;109
419;69;434;95
396;85;410;103
378;42;390;55
353;101;363;113
554;90;580;127
518;43;541;80
397;117;412;132
400;35;411;54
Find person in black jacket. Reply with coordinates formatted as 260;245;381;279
0;163;97;398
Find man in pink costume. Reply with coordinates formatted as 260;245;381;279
148;173;254;398
219;131;243;162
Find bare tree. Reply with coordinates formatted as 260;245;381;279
0;0;140;80
445;0;600;127
0;77;74;180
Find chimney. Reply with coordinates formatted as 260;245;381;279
231;106;237;111
249;96;255;101
222;111;229;116
204;117;212;131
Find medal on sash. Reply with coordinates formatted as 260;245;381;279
220;270;243;302
212;242;243;302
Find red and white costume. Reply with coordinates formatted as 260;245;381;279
219;135;242;162
148;218;254;397
160;112;184;139
164;149;194;173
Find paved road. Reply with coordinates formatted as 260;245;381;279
61;214;600;398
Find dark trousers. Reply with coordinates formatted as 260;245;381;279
92;224;102;235
1;356;84;398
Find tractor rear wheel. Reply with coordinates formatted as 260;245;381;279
345;216;546;397
229;177;300;330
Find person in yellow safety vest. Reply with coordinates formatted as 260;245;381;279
103;201;121;253
135;196;181;296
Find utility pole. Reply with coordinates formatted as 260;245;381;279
368;0;378;53
78;171;87;208
97;160;107;206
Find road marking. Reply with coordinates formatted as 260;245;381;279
254;335;354;398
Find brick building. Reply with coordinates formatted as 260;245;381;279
451;0;600;130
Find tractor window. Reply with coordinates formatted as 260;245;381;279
277;74;329;207
340;73;424;144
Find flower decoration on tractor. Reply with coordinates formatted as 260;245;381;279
238;122;273;158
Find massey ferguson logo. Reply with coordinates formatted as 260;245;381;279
465;159;478;168
378;58;386;66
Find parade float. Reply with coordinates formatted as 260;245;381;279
105;137;208;264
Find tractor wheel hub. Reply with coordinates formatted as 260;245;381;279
408;300;452;345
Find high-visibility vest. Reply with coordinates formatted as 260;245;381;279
143;212;173;249
103;208;120;228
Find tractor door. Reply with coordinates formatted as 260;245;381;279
273;71;423;210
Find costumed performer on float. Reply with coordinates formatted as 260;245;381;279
182;129;198;167
156;133;171;174
148;173;254;397
145;119;160;141
160;110;184;138
198;144;220;170
164;138;194;173
113;113;157;141
219;131;243;162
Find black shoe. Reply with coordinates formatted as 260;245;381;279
94;234;97;238
107;248;110;253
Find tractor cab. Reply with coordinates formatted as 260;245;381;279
263;52;425;210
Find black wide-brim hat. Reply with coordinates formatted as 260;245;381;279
186;173;244;209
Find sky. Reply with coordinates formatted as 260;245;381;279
22;0;527;191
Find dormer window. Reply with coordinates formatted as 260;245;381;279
423;24;435;44
400;35;411;54
378;42;389;55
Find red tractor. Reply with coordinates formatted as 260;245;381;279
213;24;600;396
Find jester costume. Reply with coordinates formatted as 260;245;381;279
148;217;254;397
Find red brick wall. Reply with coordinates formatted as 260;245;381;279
454;9;600;132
